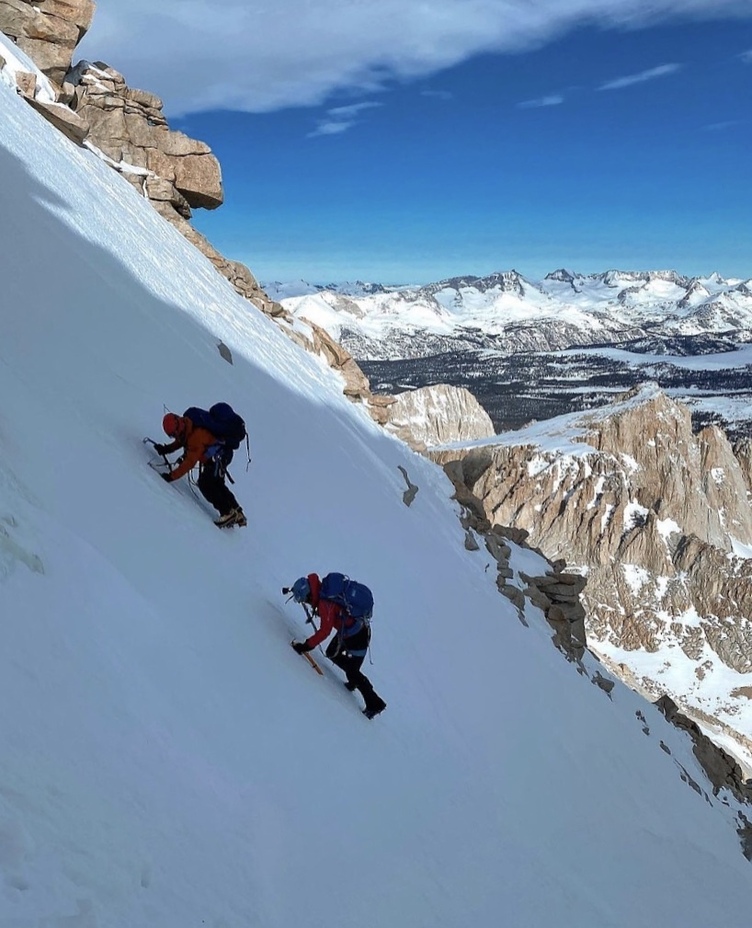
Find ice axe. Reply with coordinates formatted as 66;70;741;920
282;587;324;674
281;586;315;625
143;437;174;473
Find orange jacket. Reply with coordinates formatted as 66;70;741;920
162;416;219;481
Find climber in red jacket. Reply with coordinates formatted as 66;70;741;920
289;573;386;719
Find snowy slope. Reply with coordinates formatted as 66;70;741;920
1;77;752;928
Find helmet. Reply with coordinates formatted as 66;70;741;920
291;577;311;603
162;413;182;437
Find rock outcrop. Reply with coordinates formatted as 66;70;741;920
381;384;494;451
65;61;223;212
440;455;588;661
25;91;88;142
655;696;752;802
302;320;372;400
0;0;94;86
734;437;752;496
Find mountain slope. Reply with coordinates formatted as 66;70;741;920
1;75;752;927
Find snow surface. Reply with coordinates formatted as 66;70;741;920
2;78;752;926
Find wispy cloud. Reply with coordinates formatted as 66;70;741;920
599;63;682;90
517;94;564;109
421;89;454;100
307;101;382;138
307;120;352;138
78;1;752;115
740;49;752;62
327;102;382;119
704;119;743;131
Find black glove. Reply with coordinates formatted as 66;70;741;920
153;443;168;455
161;473;172;483
292;641;312;654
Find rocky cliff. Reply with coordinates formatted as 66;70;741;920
430;383;752;772
381;384;495;451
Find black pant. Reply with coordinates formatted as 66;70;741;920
325;629;385;713
197;462;239;516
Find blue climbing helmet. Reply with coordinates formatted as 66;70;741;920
291;577;311;603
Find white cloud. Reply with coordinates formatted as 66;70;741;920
307;121;352;138
78;1;752;115
327;102;382;119
517;94;564;108
307;101;381;138
704;119;742;131
740;50;752;62
599;62;682;90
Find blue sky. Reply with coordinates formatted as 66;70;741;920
80;2;752;285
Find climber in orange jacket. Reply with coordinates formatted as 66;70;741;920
154;412;246;528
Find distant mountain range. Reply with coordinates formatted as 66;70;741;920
266;268;752;359
268;269;752;436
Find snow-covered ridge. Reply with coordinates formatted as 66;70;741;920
267;268;752;360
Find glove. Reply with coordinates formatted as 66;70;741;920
154;443;168;455
292;641;312;654
161;473;172;483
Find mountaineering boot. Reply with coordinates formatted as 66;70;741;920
234;508;247;527
362;699;387;720
215;508;242;528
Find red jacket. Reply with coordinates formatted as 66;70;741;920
304;573;351;649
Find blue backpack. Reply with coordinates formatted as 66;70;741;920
320;572;374;633
183;403;246;459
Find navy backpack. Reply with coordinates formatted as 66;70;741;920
183;402;246;461
320;572;374;635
